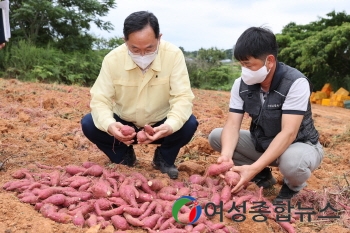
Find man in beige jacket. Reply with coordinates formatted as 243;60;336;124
81;11;198;179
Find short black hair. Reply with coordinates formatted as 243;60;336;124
123;11;160;40
234;27;278;61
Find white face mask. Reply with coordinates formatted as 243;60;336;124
241;59;270;85
128;43;159;70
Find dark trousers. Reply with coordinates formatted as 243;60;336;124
81;113;198;165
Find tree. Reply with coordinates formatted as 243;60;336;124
197;47;226;67
94;36;124;51
276;11;350;90
10;0;116;51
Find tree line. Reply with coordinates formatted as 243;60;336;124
0;0;348;91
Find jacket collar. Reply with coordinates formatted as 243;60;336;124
269;61;283;91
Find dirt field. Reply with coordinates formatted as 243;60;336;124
0;78;349;233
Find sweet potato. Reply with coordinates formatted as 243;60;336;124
210;192;221;205
177;187;190;196
159;217;176;231
108;197;128;206
100;205;125;218
220;185;232;204
142;214;161;229
143;125;155;136
40;203;59;218
65;165;86;175
86;213;98;227
121;125;135;136
83;164;104;177
139;201;157;220
220;171;240;187
49;170;61;186
136;192;154;202
90;179;112;198
148;178;169;191
11;168;30;179
82;161;98;168
189;174;205;185
122;206;143;216
111;215;129;231
132;172;156;197
123;212;144;227
177;211;206;224
205;161;233;177
48;211;72;223
63;190;92;201
137;131;147;142
69;176;91;188
193;223;207;232
20;195;39;204
72;211;85;227
62;196;81;207
278;221;296;233
158;192;179;201
119;183;139;207
68;201;94;216
97;216;111;229
4;180;32;191
42;194;67;206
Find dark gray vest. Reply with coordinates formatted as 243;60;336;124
239;62;319;152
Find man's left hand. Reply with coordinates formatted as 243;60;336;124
230;164;258;193
138;123;173;144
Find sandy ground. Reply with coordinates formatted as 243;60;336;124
0;78;349;233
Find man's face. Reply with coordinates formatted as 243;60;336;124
239;57;266;71
126;25;161;56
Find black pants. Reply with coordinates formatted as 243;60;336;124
81;113;198;165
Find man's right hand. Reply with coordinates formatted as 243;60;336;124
217;155;233;164
0;43;5;50
108;122;136;145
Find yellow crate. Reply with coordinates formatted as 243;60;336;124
334;87;349;96
330;101;344;107
321;99;330;106
314;91;327;100
321;83;332;97
336;95;350;101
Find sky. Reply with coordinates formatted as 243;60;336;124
90;0;350;51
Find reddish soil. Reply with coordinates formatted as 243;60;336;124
0;78;349;233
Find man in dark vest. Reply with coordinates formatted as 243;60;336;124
208;27;324;201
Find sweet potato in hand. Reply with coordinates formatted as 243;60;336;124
143;125;155;136
137;131;147;143
121;125;135;136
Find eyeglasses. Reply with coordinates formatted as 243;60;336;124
127;41;159;56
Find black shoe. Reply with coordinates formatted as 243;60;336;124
120;145;136;167
152;147;178;179
251;167;277;188
274;182;299;202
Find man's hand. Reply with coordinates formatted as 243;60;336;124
0;43;5;50
217;154;233;164
138;123;173;144
230;164;259;193
108;122;136;145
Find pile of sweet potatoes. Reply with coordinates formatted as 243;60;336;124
2;161;296;233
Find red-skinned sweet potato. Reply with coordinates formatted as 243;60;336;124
137;131;147;142
143;125;155;136
111;215;129;230
205;161;233;177
121;125;135;136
